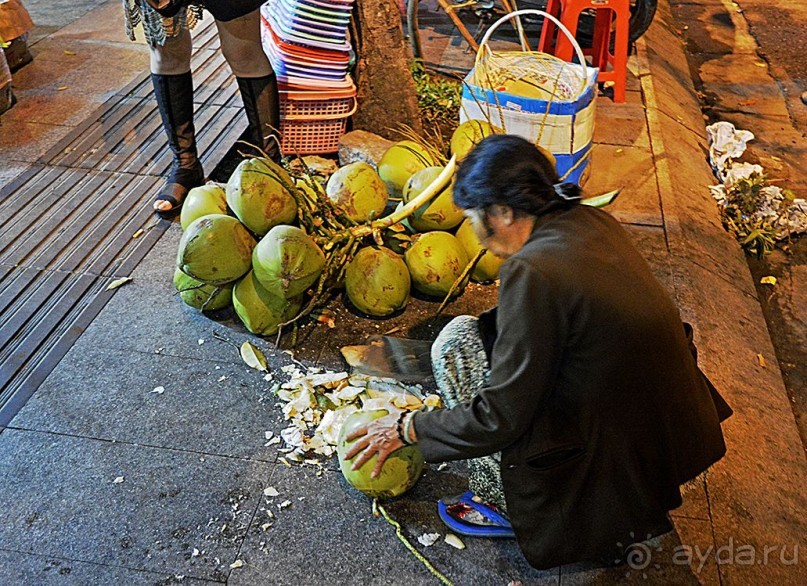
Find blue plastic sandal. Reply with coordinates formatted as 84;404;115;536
437;490;515;538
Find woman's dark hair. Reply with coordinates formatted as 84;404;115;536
453;134;582;217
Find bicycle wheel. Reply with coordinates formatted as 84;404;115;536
406;0;657;63
447;1;658;48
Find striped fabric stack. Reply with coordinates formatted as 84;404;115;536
261;0;358;155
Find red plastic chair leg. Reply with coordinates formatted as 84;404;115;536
537;0;563;52
590;9;612;70
611;7;629;102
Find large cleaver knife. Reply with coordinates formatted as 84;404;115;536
341;336;434;382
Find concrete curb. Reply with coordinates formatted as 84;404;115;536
639;1;807;583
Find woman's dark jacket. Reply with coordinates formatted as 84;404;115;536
415;205;731;569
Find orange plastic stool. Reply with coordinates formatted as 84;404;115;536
537;0;630;102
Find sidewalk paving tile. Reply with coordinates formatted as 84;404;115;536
669;475;710;521
19;40;148;94
622;225;673;295
593;100;650;149
669;3;758;56
233;463;559;585
0;89;112;128
670;517;720;586
587;145;663;227
560;530;703;584
61;226;280;360
46;0;147;45
26;1;110;34
9;342;285;461
0;120;74;164
0;162;31;191
0;549;219;586
697;54;793;119
0;428;275;581
560;558;698;585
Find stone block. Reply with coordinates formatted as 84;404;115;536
338;130;394;169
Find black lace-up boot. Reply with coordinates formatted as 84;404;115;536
151;72;205;217
236;73;282;162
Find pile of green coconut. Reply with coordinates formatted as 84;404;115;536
173;120;503;337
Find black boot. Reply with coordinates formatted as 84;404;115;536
236;74;282;162
151;72;205;217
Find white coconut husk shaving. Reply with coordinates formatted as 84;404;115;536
270;366;441;458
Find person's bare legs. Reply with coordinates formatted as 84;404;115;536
217;10;282;160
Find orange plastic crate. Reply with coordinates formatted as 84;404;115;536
279;88;357;155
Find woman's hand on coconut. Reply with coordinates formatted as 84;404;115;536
344;413;404;478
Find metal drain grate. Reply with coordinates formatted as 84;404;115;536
0;22;248;425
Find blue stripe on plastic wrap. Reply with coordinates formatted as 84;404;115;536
554;143;592;185
461;74;597;116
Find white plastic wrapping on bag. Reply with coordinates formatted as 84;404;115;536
459;10;598;185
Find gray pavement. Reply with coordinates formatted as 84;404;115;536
1;1;805;585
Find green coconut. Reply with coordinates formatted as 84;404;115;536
326;162;388;223
180;184;228;230
402;166;464;232
337;409;424;499
232;270;303;336
173;267;233;311
252;225;325;299
404;231;469;298
450;119;499;161
377;140;436;196
455;219;503;282
345;247;410;316
177;214;256;285
226;157;297;236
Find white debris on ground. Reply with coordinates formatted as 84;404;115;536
271;363;442;462
707;121;755;183
707;121;807;241
417;533;441;547
444;533;466;550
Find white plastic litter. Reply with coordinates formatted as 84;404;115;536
706;121;755;181
706;122;806;241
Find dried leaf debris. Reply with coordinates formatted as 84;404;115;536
240;342;268;371
106;277;133;290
